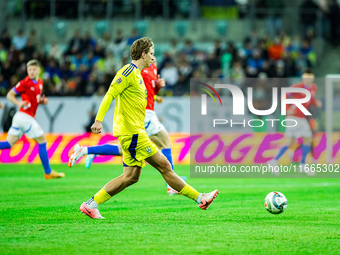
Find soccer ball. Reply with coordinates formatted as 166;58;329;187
264;191;287;214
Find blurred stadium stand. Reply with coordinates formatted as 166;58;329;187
0;0;339;99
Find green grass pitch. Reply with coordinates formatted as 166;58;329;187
1;164;339;254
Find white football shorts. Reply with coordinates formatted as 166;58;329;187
284;116;312;138
144;109;165;137
8;111;44;139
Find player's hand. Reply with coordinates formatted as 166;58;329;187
316;99;322;108
156;75;166;88
0;102;3;109
39;94;49;105
155;96;163;104
91;120;103;134
19;101;29;109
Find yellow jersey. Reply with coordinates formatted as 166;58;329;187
96;63;147;136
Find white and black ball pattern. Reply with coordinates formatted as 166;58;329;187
264;191;287;214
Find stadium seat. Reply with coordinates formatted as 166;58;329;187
174;21;189;37
135;20;149;36
156;43;171;54
95;21;109;37
54;21;67;37
215;20;228;36
176;0;191;16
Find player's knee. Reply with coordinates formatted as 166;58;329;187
123;174;140;185
303;137;312;145
158;142;172;150
286;138;295;147
6;136;19;147
35;135;47;144
158;159;172;174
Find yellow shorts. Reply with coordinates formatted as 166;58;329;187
118;130;158;168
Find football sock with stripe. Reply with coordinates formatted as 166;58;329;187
180;184;200;202
0;141;11;150
87;144;121;155
38;142;52;174
275;145;289;160
301;144;311;164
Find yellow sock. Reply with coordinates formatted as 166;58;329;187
179;184;200;201
93;188;112;205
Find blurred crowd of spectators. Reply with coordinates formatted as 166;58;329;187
159;30;317;96
1;0;339;98
0;28;139;97
0;26;318;97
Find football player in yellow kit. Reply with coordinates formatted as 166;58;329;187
76;38;218;219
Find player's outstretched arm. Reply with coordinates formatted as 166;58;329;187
6;89;27;108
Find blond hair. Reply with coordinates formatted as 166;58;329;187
27;59;41;67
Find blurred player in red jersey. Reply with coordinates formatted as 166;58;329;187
289;113;319;163
269;70;322;171
0;60;65;179
69;58;183;195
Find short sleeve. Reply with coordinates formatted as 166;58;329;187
13;81;25;94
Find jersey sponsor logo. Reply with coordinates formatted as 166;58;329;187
116;77;123;84
30;87;35;91
144;70;148;73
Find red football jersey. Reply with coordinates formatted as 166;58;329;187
287;82;317;118
14;76;43;118
142;63;160;111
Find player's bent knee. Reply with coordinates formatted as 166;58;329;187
124;175;140;185
35;135;47;144
158;143;172;150
7;135;20;146
303;137;312;145
158;160;172;175
6;140;15;147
